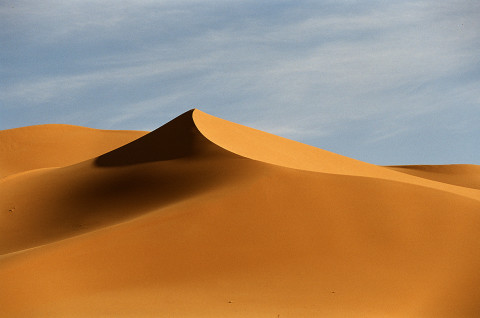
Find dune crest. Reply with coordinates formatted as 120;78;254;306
193;109;369;174
94;110;238;167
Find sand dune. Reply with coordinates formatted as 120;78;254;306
387;164;480;190
1;109;479;317
0;124;146;178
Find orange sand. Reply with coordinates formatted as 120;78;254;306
1;109;479;317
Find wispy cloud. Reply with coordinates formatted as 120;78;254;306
2;0;479;164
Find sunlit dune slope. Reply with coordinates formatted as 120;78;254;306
194;110;480;201
1;109;480;318
387;164;480;190
0;124;147;178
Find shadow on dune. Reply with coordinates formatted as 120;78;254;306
0;109;259;254
95;109;199;167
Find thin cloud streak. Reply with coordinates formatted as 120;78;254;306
2;0;479;164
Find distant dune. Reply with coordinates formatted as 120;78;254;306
1;109;479;317
0;124;147;178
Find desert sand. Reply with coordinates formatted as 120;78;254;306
1;109;479;317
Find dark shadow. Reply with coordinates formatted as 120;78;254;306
95;109;198;167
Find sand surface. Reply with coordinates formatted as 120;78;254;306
1;109;479;317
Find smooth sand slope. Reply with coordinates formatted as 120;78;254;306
1;109;480;318
0;124;147;178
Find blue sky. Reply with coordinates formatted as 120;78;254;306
2;0;479;165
